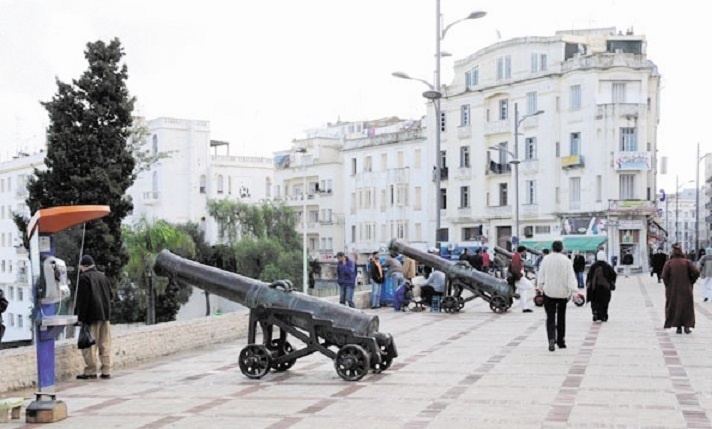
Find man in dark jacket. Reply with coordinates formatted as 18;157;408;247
572;251;586;289
76;255;113;380
586;253;617;322
651;248;668;284
336;252;356;308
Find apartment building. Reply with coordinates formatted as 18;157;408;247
0;151;44;342
430;27;661;270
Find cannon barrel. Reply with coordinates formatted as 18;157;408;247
154;249;379;338
388;239;512;297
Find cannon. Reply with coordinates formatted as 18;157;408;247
388;239;514;313
154;250;397;381
494;246;541;278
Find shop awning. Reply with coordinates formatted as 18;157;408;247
519;240;555;251
562;236;607;252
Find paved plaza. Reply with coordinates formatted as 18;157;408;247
4;273;712;428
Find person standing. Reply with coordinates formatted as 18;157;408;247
699;248;712;302
586;253;617;322
621;250;634;278
383;252;405;305
651;248;668;284
537;241;583;351
572;250;586;289
336;252;356;308
468;249;484;272
662;243;700;334
368;251;384;309
402;255;417;284
75;255;114;380
510;246;535;313
482;247;491;273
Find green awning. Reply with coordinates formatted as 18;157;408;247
562;236;607;252
519;240;555;251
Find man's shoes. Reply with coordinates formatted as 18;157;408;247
548;340;555;352
100;374;111;379
676;327;682;334
557;341;567;349
76;374;97;380
684;327;691;334
523;309;533;313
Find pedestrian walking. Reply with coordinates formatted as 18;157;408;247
336;252;356;308
621;250;634;278
651;248;668;284
75;255;114;380
573;250;586;289
697;247;712;302
383;252;405;304
662;243;700;334
368;251;384;309
586;252;617;322
537;241;583;351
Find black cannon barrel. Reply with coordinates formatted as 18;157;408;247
388;239;512;297
154;250;379;337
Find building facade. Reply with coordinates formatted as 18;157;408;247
0;151;44;342
428;28;660;269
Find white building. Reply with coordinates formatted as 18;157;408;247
429;27;660;270
126;117;274;318
0;151;44;342
664;189;706;253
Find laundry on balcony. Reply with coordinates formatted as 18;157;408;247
488;160;511;174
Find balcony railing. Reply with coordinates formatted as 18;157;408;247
484;119;509;135
458;125;471;139
488;160;511;175
487;205;511;218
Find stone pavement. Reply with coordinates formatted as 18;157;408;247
4;273;712;428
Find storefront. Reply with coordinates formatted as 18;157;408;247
607;200;658;273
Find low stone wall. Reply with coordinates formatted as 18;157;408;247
0;291;370;394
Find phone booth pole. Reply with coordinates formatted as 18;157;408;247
25;205;110;424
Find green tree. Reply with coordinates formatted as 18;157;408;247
174;222;213;316
122;217;195;324
25;38;135;285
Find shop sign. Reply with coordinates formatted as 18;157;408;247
614;151;652;170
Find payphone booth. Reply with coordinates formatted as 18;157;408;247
25;205;110;423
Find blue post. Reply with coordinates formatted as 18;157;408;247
34;233;60;392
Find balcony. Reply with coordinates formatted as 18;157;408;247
16;272;28;284
458;125;472;139
387;168;410;184
520;160;539;175
561;155;584;169
487;205;511;218
488;160;511;175
439;167;449;181
454;167;472;180
613;151;652;171
456;207;472;218
15;245;28;255
521;204;539;218
484;119;509;135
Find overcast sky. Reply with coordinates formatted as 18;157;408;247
0;0;707;193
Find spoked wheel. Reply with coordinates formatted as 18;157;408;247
441;296;459;313
239;344;272;379
457;296;466;310
268;340;297;372
371;334;394;374
334;345;371;381
489;295;510;313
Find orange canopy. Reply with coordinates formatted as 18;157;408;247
27;205;111;238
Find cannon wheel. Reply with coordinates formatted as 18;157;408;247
441;296;459;313
457;296;466;310
371;334;395;374
269;340;297;372
489;295;510;313
239;344;272;379
334;345;371;381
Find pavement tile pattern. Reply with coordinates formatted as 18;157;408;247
4;273;712;428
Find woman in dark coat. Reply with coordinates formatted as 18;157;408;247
662;243;700;334
651;248;668;284
586;254;617;322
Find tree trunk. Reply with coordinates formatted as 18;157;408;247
147;272;156;325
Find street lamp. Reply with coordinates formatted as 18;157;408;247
511;104;544;244
393;4;486;247
296;147;308;293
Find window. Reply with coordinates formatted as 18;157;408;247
397;221;407;240
499;99;509;120
414;187;422;210
497;142;508;166
462;226;482;241
596;175;602;202
531;53;548;72
620;128;637;151
612;82;627;103
414;149;421;168
460;104;470;126
351;158;357;175
499;183;508;206
535;225;551;234
440;188;447;210
440;112;446;132
351;225;356;242
440;150;447;169
397;151;404;168
217;175;224;194
555;187;560;204
460;186;470;208
364;156;372;172
396;184;408;206
459;146;470;168
569;177;581;209
17;287;23;301
466;70;471;87
570;132;581;155
570;85;582;110
524;137;536;160
17;314;23;328
497;55;512;80
199;175;207;194
415;223;422;241
470;67;479;86
525;180;536;204
620;174;635;200
381;153;388;171
526;92;538;115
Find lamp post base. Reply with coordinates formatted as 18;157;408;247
25;393;68;424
